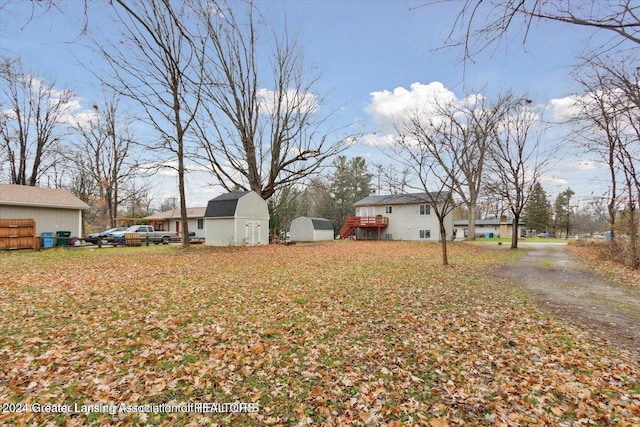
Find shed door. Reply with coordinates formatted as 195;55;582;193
245;222;261;245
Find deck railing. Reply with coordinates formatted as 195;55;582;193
344;216;389;227
339;216;389;239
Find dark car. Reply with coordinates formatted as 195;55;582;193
84;227;127;244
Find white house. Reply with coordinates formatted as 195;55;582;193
290;217;334;242
0;184;89;237
145;207;206;239
204;191;269;246
345;192;454;241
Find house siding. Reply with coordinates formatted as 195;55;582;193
356;202;452;241
168;218;203;238
0;205;82;237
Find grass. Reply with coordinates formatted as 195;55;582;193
473;236;569;244
0;241;638;425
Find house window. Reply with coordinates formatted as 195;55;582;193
420;204;430;215
419;229;431;239
385;206;392;214
197;218;204;230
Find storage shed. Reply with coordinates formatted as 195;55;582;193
290;217;334;242
204;191;269;246
0;184;89;238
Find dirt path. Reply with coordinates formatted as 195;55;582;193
498;242;640;357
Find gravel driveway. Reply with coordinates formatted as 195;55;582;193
498;242;640;358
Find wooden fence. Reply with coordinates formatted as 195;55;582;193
0;219;38;250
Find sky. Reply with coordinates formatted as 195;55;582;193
0;0;623;210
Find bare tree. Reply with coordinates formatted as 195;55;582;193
0;57;73;186
573;61;624;239
447;1;640;61
69;97;139;228
485;93;549;249
572;54;639;268
419;94;509;240
192;0;351;200
98;0;207;248
389;114;461;265
373;163;411;195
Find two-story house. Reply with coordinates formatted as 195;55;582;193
341;192;454;241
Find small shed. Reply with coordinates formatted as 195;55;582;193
204;191;269;246
290;217;334;242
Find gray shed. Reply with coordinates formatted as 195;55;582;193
290;216;334;242
204;191;269;246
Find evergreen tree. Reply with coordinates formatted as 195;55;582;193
523;182;551;235
330;156;372;229
553;188;575;238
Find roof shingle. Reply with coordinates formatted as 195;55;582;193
0;184;90;210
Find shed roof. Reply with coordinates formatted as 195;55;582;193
308;217;333;230
0;184;90;210
354;192;450;207
204;191;250;218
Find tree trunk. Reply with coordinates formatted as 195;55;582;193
439;217;448;265
511;217;519;249
178;137;189;249
629;208;639;269
467;202;477;240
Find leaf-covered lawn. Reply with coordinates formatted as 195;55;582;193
0;242;638;426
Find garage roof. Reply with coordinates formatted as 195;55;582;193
0;184;89;210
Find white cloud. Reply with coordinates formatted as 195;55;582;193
574;160;597;170
257;88;318;115
540;174;569;187
366;81;457;127
549;95;582;121
361;132;396;147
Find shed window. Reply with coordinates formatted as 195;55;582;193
419;229;431;239
385;206;392;214
420;204;430;215
197;218;204;230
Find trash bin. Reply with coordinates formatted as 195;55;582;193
485;232;491;238
489;232;494;238
41;232;55;249
56;231;71;247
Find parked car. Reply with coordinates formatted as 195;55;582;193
111;225;177;245
84;227;127;244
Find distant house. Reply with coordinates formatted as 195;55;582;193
453;216;525;239
204;191;269;246
342;192;454;241
145;207;207;239
290;217;334;242
0;184;89;237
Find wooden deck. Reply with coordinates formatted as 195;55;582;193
339;216;389;240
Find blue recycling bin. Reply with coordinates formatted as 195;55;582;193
41;232;55;249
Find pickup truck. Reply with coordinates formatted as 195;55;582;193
111;225;177;245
